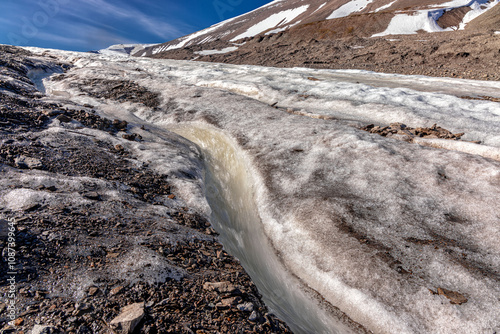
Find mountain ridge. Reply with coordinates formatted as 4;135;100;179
131;0;500;81
134;0;499;58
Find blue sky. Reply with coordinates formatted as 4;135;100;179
0;0;271;51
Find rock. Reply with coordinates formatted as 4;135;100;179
77;325;92;334
237;302;254;312
115;144;125;152
56;114;72;123
203;281;238;294
73;302;91;316
0;301;6;314
43;110;63;117
110;286;125;295
113;119;128;130
122;133;142;141
437;287;468;305
221;296;241;307
216;296;242;309
390;122;407;129
109;302;145;334
31;325;61;334
83;192;100;201
248;310;260;322
35;290;48;300
87;286;99;296
15;156;43;169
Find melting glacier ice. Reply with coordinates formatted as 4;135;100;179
28;47;500;334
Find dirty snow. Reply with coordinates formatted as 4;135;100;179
24;47;500;334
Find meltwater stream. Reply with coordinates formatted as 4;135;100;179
169;124;353;334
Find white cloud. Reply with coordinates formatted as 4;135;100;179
76;0;189;39
35;31;87;46
0;17;15;26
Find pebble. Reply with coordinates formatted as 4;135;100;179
110;286;125;296
248;310;260;322
437;287;468;305
14;155;43;169
237;302;254;312
113;119;128;130
56;114;72;123
31;325;61;334
203;281;238;294
87;286;99;296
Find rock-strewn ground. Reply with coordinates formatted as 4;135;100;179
151;30;500;81
0;46;292;334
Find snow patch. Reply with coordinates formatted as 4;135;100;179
1;188;56;211
99;43;155;57
195;47;238;56
459;0;500;29
375;0;500;36
327;0;376;19
230;5;309;41
431;0;480;7
114;248;185;284
312;2;327;14
265;21;302;35
372;10;445;36
153;23;225;54
374;0;398;12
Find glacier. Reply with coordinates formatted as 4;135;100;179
23;47;500;334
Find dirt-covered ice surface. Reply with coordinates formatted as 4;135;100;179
2;45;500;334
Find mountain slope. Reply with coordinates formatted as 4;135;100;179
134;0;499;58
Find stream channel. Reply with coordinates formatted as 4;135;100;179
169;124;352;334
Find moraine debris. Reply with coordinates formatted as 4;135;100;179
362;122;466;142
